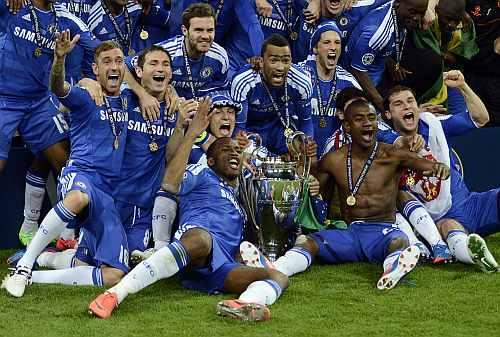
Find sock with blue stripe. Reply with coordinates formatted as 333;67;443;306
21;169;48;232
17;201;76;269
401;200;442;246
446;229;473;264
239;279;283;306
31;266;103;286
109;240;190;304
274;247;312;277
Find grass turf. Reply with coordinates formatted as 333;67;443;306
0;234;499;337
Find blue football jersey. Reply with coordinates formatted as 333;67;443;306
299;59;360;153
231;64;313;154
58;86;130;191
344;1;402;85
154;35;229;98
178;163;245;252
87;0;169;56
114;96;177;208
293;0;390;62
254;0;304;39
0;3;98;98
222;0;264;76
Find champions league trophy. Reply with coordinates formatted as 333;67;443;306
239;132;312;262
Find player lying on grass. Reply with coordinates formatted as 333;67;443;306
88;99;289;322
241;98;450;290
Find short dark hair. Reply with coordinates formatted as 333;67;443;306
437;0;465;19
182;3;215;29
344;98;372;118
336;87;368;113
261;34;290;56
206;137;232;162
94;40;123;63
136;45;171;68
383;85;417;111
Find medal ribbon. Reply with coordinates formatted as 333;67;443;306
269;0;297;36
182;39;198;99
26;0;59;52
102;0;132;52
347;141;379;197
315;72;337;118
104;96;124;148
261;76;292;131
391;7;407;66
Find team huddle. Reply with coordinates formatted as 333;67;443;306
1;0;499;323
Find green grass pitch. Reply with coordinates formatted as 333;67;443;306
0;234;499;337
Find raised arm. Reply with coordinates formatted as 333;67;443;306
162;97;212;194
50;30;80;97
394;146;450;180
443;70;489;127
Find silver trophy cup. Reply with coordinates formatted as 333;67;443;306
239;132;311;262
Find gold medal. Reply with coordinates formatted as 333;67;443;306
406;175;415;186
395;62;400;72
149;141;158;152
113;137;119;150
284;128;293;137
128;48;136;56
140;30;149;40
319;117;327;128
289;31;298;41
34;47;42;57
346;195;356;207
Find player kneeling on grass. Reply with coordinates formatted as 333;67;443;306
89;98;288;322
242;99;451;289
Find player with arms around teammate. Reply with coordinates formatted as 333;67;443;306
382;73;499;272
244;98;450;289
3;35;131;297
89;99;289;322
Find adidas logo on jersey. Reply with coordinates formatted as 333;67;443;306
22;14;31;22
98;27;108;35
251;99;260;105
172;69;182;75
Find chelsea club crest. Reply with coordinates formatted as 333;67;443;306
201;67;213;78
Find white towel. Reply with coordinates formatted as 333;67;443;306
409;112;452;219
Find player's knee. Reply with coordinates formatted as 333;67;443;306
437;219;466;238
101;267;125;286
180;227;212;260
296;235;318;257
387;237;409;253
267;269;289;290
63;190;89;214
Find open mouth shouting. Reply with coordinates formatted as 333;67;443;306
360;129;375;143
228;157;240;171
402;110;415;127
219;122;232;137
152;74;166;83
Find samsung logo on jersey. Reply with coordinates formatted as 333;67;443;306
311;98;336;117
14;27;56;50
171;80;204;89
220;189;244;216
59;2;92;14
302;22;315;34
259;16;286;31
99;110;128;122
127;120;174;137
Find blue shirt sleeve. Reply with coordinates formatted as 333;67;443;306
296;97;314;137
58;86;93;115
178;164;206;196
439;110;478;138
348;28;377;72
235;0;264;57
376;121;400;143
